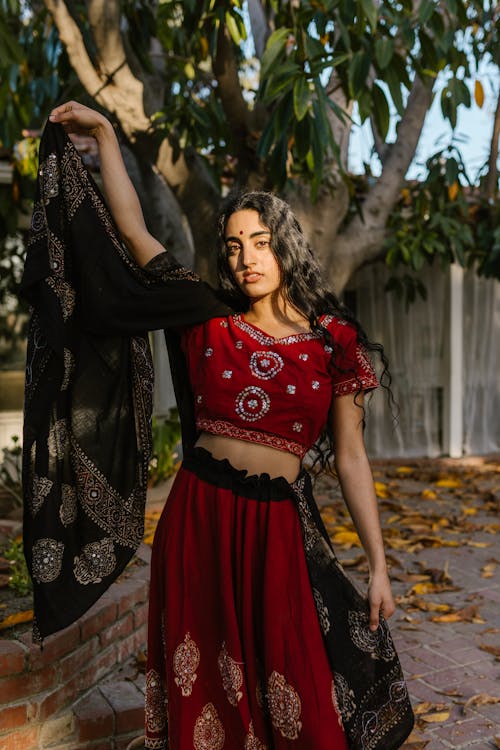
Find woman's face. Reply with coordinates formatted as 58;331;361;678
224;209;281;301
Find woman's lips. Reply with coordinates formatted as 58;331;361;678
242;273;262;283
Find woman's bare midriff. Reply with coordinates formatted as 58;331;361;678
194;433;301;483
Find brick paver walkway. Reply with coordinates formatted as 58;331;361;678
313;456;500;749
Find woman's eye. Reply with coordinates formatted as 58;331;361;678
226;244;239;255
256;240;270;248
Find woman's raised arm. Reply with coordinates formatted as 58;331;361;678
49;101;164;267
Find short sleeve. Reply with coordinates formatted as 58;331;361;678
326;319;378;397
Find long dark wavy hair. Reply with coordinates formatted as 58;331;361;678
216;190;394;473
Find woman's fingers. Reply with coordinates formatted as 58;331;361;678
48;101;106;137
49;101;78;122
368;575;396;631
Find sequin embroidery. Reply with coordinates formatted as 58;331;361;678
193;703;225;750
173;632;200;696
32;538;64;583
218;642;243;706
267;671;302;740
249;350;284;380
235;386;271;422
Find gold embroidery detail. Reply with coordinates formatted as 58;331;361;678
333;673;356;722
59;483;77;526
31;475;53;515
32;538;64;583
244;721;267;750
267;671;302;740
73;538;116;584
71;438;144;549
193;703;225;750
61;348;74;391
47;418;68;460
173;632;200;696
45;276;76;321
331;680;344;727
145;669;167;733
39;153;59;204
217;642;243;706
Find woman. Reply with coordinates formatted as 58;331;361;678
33;102;411;749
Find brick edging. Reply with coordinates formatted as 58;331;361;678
0;545;151;750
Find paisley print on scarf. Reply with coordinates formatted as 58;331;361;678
32;538;64;583
73;538;116;585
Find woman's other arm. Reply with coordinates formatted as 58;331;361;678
49;101;164;267
331;393;396;631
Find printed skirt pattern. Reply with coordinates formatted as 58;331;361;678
145;448;414;750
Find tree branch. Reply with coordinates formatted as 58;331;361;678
213;25;254;175
247;0;272;59
485;88;500;200
44;0;104;97
327;76;433;292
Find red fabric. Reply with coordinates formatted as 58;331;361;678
145;464;349;749
181;314;378;459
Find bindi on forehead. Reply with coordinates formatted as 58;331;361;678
239;230;244;235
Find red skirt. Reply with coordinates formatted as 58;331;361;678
145;448;349;750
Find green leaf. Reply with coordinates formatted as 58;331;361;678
294;114;312;160
448;77;471;107
260;28;291;80
384;67;404;115
445;158;459;185
375;38;394;70
348;50;370;98
225;11;246;45
293;76;310;121
419;29;439;72
372;82;390;140
360;0;378;31
418;0;435;23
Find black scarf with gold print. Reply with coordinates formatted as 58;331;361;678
20;121;230;644
20;122;413;750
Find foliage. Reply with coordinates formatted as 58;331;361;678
149;0;498;193
2;538;32;597
383;143;500;300
0;0;498;321
148;410;182;486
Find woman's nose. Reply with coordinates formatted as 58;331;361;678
240;244;257;267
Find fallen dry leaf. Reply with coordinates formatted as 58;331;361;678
330;529;361;548
374;481;390;498
0;610;34;631
492;737;500;750
435;477;462;489
479;643;500;659
419;710;451;723
421;489;437;500
431;604;484;624
396;466;415;475
481;561;497;578
462;693;500;711
414;701;449;715
411;598;452;613
409;582;460;596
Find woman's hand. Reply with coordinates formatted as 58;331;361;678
367;569;396;631
49;101;110;140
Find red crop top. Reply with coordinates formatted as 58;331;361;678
181;313;378;458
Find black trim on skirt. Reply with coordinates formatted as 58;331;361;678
182;446;302;501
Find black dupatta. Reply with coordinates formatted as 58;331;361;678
20;122;231;643
20;122;413;749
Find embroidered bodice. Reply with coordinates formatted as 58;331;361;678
181;314;378;458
